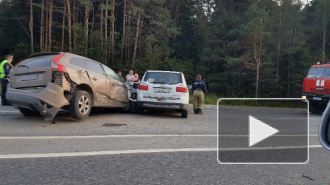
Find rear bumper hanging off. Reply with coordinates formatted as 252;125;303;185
6;82;69;121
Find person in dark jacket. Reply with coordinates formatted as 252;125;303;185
192;75;206;115
0;54;14;106
117;71;125;82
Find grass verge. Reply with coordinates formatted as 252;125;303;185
189;92;306;108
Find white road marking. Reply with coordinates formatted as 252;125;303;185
266;117;317;120
0;134;318;140
0;111;20;113
0;145;322;159
0;148;217;159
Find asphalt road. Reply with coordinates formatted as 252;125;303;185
0;105;329;185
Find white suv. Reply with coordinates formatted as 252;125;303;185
133;70;189;118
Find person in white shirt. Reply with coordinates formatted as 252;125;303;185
126;70;135;86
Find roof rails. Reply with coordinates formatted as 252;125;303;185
27;52;63;58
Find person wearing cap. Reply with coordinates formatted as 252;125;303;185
192;74;207;115
0;54;14;106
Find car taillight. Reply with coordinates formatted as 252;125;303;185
51;53;66;72
176;86;188;93
139;84;149;91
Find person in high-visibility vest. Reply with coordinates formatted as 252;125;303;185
0;54;13;106
192;75;207;115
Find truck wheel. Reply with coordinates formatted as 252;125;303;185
309;102;326;114
69;90;92;120
18;107;40;116
181;110;188;118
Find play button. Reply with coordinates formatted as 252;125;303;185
217;98;308;164
249;116;279;147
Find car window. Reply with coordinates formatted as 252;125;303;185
324;68;330;78
15;55;58;69
307;67;325;78
85;60;104;76
143;72;182;84
69;57;86;69
102;65;122;81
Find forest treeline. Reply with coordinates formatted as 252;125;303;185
0;0;328;98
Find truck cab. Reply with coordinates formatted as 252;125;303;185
302;63;330;114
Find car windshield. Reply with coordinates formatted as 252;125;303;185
15;55;58;69
307;67;325;78
143;72;182;84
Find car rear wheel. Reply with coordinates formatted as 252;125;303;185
69;90;92;120
18;107;40;116
129;93;137;114
181;110;188;118
130;101;144;114
129;101;137;113
309;102;326;114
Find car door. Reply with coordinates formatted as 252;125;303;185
102;64;128;103
85;60;110;104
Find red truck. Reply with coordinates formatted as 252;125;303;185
302;63;330;114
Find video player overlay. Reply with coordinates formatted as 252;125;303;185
217;98;308;164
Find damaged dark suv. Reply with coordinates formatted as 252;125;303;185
6;53;132;121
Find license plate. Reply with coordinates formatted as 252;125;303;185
313;97;322;100
154;88;171;93
20;74;38;81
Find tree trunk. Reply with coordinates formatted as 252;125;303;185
40;0;44;51
120;0;127;68
132;5;141;68
73;0;77;52
126;0;131;66
29;0;34;54
253;31;260;98
45;0;49;51
48;0;53;51
62;0;67;51
84;4;89;56
105;0;109;64
322;0;326;64
100;1;104;62
110;0;115;65
90;2;95;54
276;9;282;79
91;3;95;31
67;0;72;52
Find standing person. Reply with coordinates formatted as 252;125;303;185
126;70;135;86
133;73;140;89
117;71;124;82
192;75;206;115
0;54;14;106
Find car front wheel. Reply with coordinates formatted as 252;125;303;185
69;90;92;120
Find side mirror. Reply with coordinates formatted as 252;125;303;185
319;101;330;150
188;85;192;90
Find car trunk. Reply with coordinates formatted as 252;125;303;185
9;55;57;89
142;72;183;102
